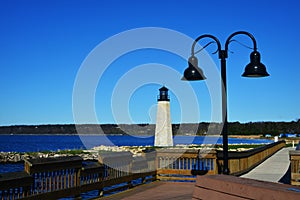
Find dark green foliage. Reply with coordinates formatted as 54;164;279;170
1;120;300;135
227;120;300;135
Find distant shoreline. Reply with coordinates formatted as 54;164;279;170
0;121;299;136
0;133;271;140
0;133;116;136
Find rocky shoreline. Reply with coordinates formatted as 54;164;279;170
0;143;268;163
0;151;99;163
0;145;202;163
0;145;150;163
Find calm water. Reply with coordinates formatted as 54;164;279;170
0;134;272;153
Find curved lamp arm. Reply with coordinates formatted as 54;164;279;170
191;34;222;57
185;31;268;81
224;31;258;57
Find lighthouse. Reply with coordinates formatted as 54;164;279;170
154;86;173;147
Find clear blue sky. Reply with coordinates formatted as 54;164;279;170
1;0;300;126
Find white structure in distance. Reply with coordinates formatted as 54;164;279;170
154;86;173;147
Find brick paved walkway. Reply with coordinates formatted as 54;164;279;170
96;181;195;200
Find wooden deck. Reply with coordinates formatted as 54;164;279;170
0;141;287;199
97;181;195;200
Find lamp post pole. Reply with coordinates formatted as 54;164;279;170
182;31;269;175
220;49;229;174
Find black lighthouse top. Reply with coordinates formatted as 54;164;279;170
158;86;170;101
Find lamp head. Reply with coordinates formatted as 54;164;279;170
242;51;269;77
182;56;206;81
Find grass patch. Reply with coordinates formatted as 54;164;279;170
26;149;89;156
57;149;88;155
26;152;39;156
228;144;265;150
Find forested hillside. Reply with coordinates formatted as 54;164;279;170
1;120;300;135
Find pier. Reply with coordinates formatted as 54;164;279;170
241;147;294;183
1;141;300;199
96;146;300;200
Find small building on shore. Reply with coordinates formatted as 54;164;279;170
279;133;299;138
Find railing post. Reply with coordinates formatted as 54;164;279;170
211;151;218;175
155;150;160;180
127;158;133;189
143;149;157;181
289;150;300;186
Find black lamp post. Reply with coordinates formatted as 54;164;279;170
182;31;269;175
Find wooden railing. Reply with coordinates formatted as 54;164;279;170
97;151;156;195
21;152;156;199
0;171;33;200
217;140;286;175
156;149;217;181
24;156;82;199
289;150;300;186
155;141;286;180
0;141;286;199
22;156;82;199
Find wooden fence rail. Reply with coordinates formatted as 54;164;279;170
0;141;286;199
24;156;82;196
217;140;286;175
289;150;300;186
0;171;32;200
156;149;217;181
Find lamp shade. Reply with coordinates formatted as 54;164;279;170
182;56;206;81
242;51;269;77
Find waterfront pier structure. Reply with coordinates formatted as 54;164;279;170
154;86;173;147
2;141;297;199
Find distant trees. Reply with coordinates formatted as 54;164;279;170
227;121;300;136
0;121;300;135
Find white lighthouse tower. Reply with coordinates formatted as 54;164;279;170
154;86;173;147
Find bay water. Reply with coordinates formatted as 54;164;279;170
0;134;272;153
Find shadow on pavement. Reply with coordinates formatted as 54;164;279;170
279;164;291;184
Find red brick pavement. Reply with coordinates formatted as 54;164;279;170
98;181;195;200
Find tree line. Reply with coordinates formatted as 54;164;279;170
1;120;300;136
